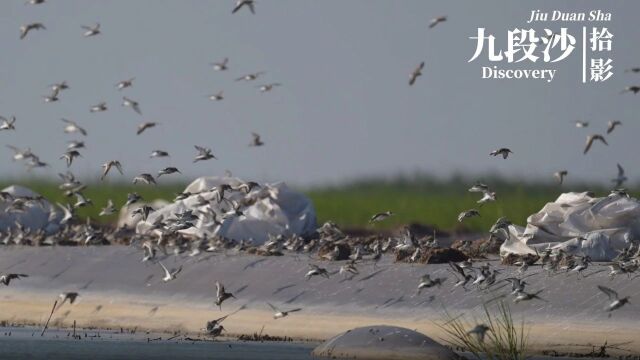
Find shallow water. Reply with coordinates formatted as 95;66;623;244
0;327;315;360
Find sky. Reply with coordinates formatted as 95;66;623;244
0;1;639;187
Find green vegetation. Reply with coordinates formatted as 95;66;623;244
1;175;626;231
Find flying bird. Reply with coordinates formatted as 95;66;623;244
158;167;181;177
458;209;480;222
137;122;157;135
583;134;607;154
257;83;281;93
428;16;447;29
215;282;236;309
101;160;123;180
236;72;264;82
574;121;589;128
116;78;134;90
611;164;627;187
232;0;255;14
0;273;28;286
607;120;621;134
150;150;170;158
60;150;82;167
81;23;101;37
90;102;108;113
0;116;16;131
267;302;302;319
489;148;513;159
122;97;142;115
621;86;640;94
409;62;424;86
249;132;264;147
194;146;216;162
99;199;115;216
369;211;393;224
61;119;87;136
597;285;630;312
20;23;45;40
211;58;229;71
208;91;224;101
133;173;157;185
554;170;568;185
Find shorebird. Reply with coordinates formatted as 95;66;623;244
122;97;142;115
232;0;255;14
158;167;181;177
26;0;46;4
597;285;630;312
0;273;28;286
57;292;79;309
150;150;170;158
369;211;393;224
211;58;229;71
61;118;87;136
267;302;302;319
477;191;496;206
67;140;85;150
409;62;424;86
458;209;480;222
428;16;447;29
159;261;181;282
583;134;608;154
133;205;154;221
468;182;489;193
194;146;216;162
554;170;568;185
448;261;472;289
574;120;589;128
50;81;69;92
133;173;156;185
125;192;142;207
26;156;48;170
57;203;74;224
215;282;236;309
569;256;591;278
20;23;45;39
60;150;82;167
0;116;16;131
81;23;100;37
235;181;260;194
208;91;224;101
305;264;330;280
236;72;264;82
116;78;134;90
504;278;527;294
101;160;123;180
43;89;59;103
611;164;627;187
489;148;513;159
467;324;490;343
249;132;264;146
621;86;640;94
73;192;92;208
607;120;622;134
99;199;115;216
137;122;157;135
90;102;108;112
257;83;281;93
417;274;445;294
339;261;359;278
514;290;546;303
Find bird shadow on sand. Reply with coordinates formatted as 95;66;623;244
79;280;94;290
234;285;249;295
272;283;296;295
358;267;387;282
51;265;73;280
243;258;268;270
5;258;27;271
284;291;306;304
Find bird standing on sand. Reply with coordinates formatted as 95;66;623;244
489;148;513;159
369;211;393;224
159;261;181;282
267;302;302;319
0;273;28;286
597;285;630;312
215;282;236;309
583;134;607;154
101;160;123;180
409;62;424;86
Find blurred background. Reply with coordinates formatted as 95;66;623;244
1;1;638;231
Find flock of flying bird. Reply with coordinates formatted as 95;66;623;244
1;1;639;345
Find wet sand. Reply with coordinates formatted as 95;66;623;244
0;246;638;354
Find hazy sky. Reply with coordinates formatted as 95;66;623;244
1;1;639;187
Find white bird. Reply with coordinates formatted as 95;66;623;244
61;118;87;136
56;203;74;224
116;78;134;90
574;120;589;128
159;261;181;282
258;83;281;93
90;102;108;113
208;91;224;101
122;97;142;115
267;302;302;319
99;199;115;216
554;170;568;185
0;116;16;131
81;23;100;37
101;160;123;180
